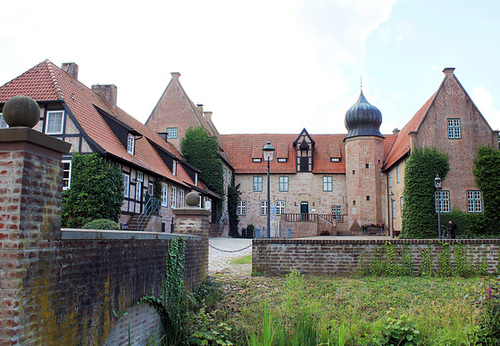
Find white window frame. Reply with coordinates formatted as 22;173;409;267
45;110;64;135
392;199;396;219
172;160;177;176
166;127;178;139
135;182;142;201
400;197;404;217
194;173;198;186
127;133;135;155
252;158;262;163
388;171;392;188
236;200;246;216
260;201;268;216
447;118;461;139
0;113;8;128
62;160;72;190
467;190;482;213
396;165;400;184
279;176;289;192
161;182;168;207
171;186;177;208
123;173;130;198
148;182;154;196
331;205;341;220
435;190;450;213
278;158;287;163
323;176;333;192
136;171;143;182
276;200;285;215
179;189;185;208
253;176;263;192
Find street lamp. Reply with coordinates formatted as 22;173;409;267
263;140;275;238
389;191;395;238
434;174;442;239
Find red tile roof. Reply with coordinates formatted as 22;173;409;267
0;60;203;192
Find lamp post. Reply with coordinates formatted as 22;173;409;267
434;174;442;239
389;191;395;238
263;140;275;238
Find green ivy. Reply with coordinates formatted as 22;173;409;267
437;243;452;277
419;245;433;277
401;244;414;276
180;127;224;216
401;146;449;239
227;183;241;238
61;153;124;228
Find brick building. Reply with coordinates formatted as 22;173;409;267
149;68;498;236
0;60;219;232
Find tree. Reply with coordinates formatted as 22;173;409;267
473;146;500;233
62;153;124;228
227;183;241;237
180;127;224;214
401;147;449;239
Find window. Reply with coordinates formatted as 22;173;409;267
447;118;461;139
365;163;370;168
148;182;154;196
224;168;227;183
253;176;263;192
127;133;135;155
252;158;262;163
135;182;142;201
136;171;143;182
237;201;246;216
179;190;185;208
45;111;63;134
276;201;285;215
331;205;341;220
260;201;268;215
331;158;340;162
323;176;333;192
166;127;178;139
62;160;71;190
172;160;177;176
396;165;400;183
171;186;177;208
467;190;482;213
161;182;168;207
435;190;450;213
278;158;287;163
123;174;130;198
366;196;370;201
0;114;8;128
388;171;392;188
392;200;396;219
352;170;355;175
400;197;404;217
279;176;289;192
194;173;198;186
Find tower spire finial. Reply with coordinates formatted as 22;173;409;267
360;76;363;91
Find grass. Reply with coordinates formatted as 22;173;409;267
231;255;252;265
208;272;492;345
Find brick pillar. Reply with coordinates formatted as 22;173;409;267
173;195;210;285
0;127;70;343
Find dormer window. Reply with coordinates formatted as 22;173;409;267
127;133;135;154
331;158;340;162
194;173;198;186
45;111;64;134
167;127;178;139
172;160;177;176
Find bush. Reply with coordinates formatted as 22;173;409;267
82;219;119;230
242;224;255;238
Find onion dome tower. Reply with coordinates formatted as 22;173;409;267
344;89;385;234
345;90;383;139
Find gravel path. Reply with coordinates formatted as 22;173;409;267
208;237;252;274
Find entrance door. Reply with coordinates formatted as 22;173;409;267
300;201;309;221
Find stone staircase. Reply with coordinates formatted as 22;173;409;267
125;214;151;231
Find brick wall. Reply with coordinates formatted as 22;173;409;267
253;238;500;276
0;128;209;344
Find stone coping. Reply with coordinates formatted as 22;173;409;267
253;238;500;245
0;127;71;153
61;228;200;241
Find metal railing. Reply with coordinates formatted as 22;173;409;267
219;212;228;233
282;213;345;223
137;197;161;232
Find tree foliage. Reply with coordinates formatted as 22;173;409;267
473;145;500;233
227;183;241;237
62;153;124;228
401;147;449;239
180;127;224;212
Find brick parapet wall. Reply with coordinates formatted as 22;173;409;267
253;238;500;276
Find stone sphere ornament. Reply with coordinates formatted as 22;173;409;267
2;95;41;128
185;192;201;207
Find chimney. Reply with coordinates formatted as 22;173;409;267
92;84;118;110
204;111;213;122
62;62;79;80
443;67;455;75
196;104;203;113
392;128;400;134
171;72;181;79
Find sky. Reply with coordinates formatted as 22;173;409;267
1;0;499;135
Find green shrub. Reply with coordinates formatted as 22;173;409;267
82;219;119;230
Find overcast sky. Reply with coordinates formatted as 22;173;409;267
1;0;499;135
